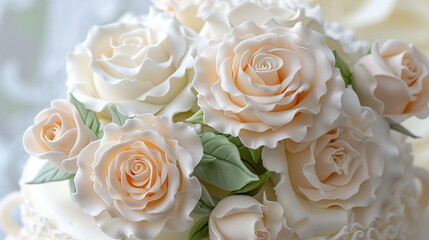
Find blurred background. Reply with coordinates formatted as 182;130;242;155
0;0;428;238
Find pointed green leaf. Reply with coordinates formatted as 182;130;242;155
200;154;217;165
186;216;209;240
248;147;263;164
230;171;272;196
27;161;75;184
193;184;219;214
109;105;129;126
333;49;353;86
390;123;420;139
97;130;104;139
226;136;262;164
70;94;101;136
193;132;259;191
69;178;76;194
365;39;376;55
186;109;206;126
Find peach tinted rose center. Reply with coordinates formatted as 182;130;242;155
232;38;312;114
385;51;421;86
313;130;360;186
108;140;171;205
42;114;63;141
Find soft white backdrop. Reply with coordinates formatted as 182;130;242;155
1;0;429;238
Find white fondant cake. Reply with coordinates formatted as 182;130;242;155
2;157;189;240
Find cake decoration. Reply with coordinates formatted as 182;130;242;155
1;0;429;240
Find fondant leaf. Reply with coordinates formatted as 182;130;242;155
186;216;209;240
227;135;262;164
69;178;76;194
333;49;353;86
27;161;75;184
70;94;101;137
109;105;129;126
186;109;206;126
366;39;376;55
193;132;259;191
230;171;272;196
390;123;420;139
97;130;104;139
193;183;219;214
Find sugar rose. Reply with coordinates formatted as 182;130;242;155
193;21;345;149
74;114;203;240
23;100;96;173
209;195;294;240
353;40;429;123
151;0;205;32
262;89;398;238
67;11;199;119
198;0;324;40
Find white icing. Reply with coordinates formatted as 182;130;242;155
7;157;189;240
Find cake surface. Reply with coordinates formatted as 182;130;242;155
8;157;189;240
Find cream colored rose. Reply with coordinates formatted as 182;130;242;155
67;11;199;119
193;21;345;149
151;0;205;32
262;89;398;238
353;40;429;123
73;114;203;240
23;99;96;173
209;194;294;240
198;0;324;40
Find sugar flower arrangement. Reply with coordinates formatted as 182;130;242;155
22;0;429;239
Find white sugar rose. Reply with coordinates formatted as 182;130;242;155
198;0;366;66
262;89;398;238
353;40;429;123
74;114;203;240
193;21;345;149
198;0;324;40
209;195;294;240
151;0;205;32
23;99;96;173
67;11;199;119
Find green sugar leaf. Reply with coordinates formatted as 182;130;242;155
27;161;75;184
109;105;129;126
226;136;262;165
230;171;272;196
193;183;219;214
390;123;420;139
70;94;101;137
333;49;353;86
193;132;259;191
186;109;206;126
186;216;209;240
366;39;376;55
